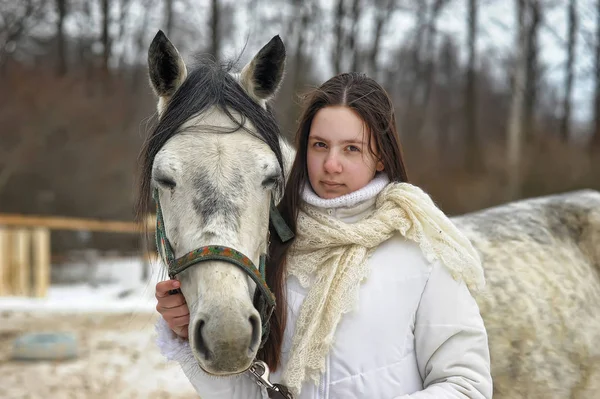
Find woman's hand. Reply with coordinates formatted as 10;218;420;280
156;280;190;339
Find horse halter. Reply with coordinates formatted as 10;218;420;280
153;188;293;347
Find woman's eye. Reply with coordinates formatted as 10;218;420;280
313;142;327;148
346;145;360;152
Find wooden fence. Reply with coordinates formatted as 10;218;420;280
0;213;155;297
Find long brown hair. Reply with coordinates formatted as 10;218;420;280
259;72;409;369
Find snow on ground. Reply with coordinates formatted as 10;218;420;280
0;257;198;399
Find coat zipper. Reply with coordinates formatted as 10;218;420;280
318;354;329;398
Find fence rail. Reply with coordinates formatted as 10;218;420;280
0;213;155;297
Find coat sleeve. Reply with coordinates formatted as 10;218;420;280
394;262;493;399
155;316;268;399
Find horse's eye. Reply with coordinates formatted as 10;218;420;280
156;177;176;189
262;175;279;188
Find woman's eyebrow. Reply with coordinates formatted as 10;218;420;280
340;139;366;145
309;135;366;145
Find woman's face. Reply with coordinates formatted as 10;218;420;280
306;106;384;199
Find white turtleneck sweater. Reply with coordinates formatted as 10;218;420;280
155;176;493;399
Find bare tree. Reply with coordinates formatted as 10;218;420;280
368;0;396;78
55;0;67;76
420;0;451;120
437;36;460;156
523;0;541;141
164;0;174;36
403;1;429;130
210;0;220;62
507;0;529;199
329;0;363;74
594;0;600;149
116;0;133;70
347;0;361;72
560;0;577;142
332;0;344;74
73;0;93;76
100;0;110;75
131;0;154;90
289;0;312;91
465;0;480;170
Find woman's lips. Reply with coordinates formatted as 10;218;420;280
321;181;342;187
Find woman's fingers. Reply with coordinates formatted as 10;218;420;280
155;279;190;339
173;324;189;339
161;305;190;321
155;279;188;311
156;280;180;298
156;292;187;309
168;313;190;339
169;313;190;328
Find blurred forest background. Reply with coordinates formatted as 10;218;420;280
1;0;599;255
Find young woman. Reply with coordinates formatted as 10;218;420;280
155;72;493;398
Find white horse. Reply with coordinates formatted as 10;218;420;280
138;32;600;398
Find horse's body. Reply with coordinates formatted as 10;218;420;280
141;32;600;397
452;189;600;398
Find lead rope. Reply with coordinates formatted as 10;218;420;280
249;361;294;399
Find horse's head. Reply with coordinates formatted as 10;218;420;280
140;31;292;375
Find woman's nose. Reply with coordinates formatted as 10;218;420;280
324;153;342;174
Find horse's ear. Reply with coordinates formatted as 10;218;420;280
239;35;286;107
148;30;188;117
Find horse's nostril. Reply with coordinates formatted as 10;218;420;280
195;319;211;360
248;314;261;352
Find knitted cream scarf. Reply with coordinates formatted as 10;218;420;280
281;176;485;395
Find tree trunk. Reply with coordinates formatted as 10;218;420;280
55;0;67;76
291;1;310;91
412;0;448;140
332;0;345;75
437;37;458;160
164;0;174;36
101;0;110;76
465;0;480;171
131;0;152;91
561;0;577;142
368;0;394;78
507;0;528;200
523;0;541;141
285;0;312;136
593;0;600;149
348;0;361;72
116;0;132;71
78;0;93;80
420;0;447;116
403;1;428;130
210;0;220;63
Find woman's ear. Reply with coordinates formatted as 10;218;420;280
376;160;385;172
